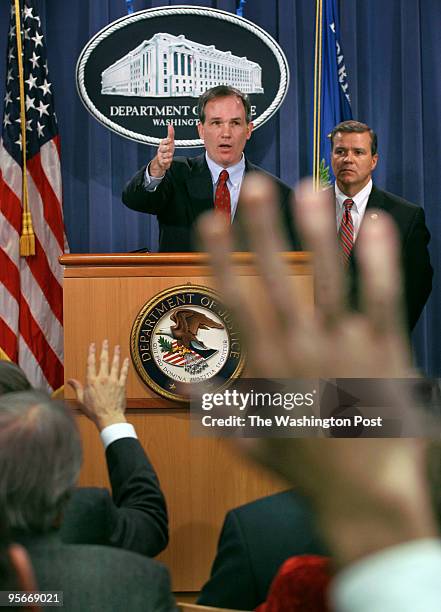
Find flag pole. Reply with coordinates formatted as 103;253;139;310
14;0;35;256
313;0;323;191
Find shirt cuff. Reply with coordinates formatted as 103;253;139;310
331;539;441;612
100;423;138;450
144;164;165;191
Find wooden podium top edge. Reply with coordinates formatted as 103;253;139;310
59;252;311;267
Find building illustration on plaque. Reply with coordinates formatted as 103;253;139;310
101;33;264;97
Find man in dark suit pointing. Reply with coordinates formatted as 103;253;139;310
122;85;299;252
330;120;432;330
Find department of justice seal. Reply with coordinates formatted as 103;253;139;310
131;285;245;401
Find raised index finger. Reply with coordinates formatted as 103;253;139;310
167;124;175;141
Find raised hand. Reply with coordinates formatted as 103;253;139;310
149;125;175;177
197;175;437;570
67;339;129;432
199;174;410;380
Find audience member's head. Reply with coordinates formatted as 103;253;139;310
0;391;82;534
0;360;31;395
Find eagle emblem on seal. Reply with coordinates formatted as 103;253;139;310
157;308;224;374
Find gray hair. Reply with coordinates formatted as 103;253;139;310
0;361;31;395
0;391;82;533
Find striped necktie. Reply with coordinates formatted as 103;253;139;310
338;198;354;263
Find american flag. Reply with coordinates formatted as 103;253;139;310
0;0;67;392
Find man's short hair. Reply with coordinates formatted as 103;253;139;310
197;85;252;124
0;361;31;395
330;120;378;155
0;391;82;533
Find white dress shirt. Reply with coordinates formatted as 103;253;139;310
100;422;138;450
335;179;373;240
143;153;246;223
144;165;164;190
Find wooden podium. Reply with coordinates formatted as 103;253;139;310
61;253;312;591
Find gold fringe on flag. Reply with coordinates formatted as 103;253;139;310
0;347;11;361
14;0;35;256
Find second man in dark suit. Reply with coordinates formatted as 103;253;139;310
330;120;432;330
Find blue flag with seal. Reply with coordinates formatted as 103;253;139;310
313;0;352;189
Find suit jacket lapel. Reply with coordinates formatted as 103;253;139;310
348;184;383;263
186;155;252;224
244;158;256;173
232;157;253;227
366;184;389;212
350;184;385;273
185;154;215;221
232;157;256;249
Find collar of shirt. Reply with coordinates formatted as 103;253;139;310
335;179;373;239
205;152;246;222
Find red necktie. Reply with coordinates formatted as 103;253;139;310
338;198;354;263
214;169;231;221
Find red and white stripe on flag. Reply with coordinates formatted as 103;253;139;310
0;0;68;392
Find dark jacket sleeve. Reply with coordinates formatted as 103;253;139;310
401;206;433;330
104;437;169;557
61;438;168;557
197;510;259;611
278;182;302;251
122;164;174;216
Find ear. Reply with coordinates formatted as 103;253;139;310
8;544;38;596
371;153;379;171
197;122;204;141
246;122;254;140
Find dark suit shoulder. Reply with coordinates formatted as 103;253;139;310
171;154;205;169
245;161;292;197
365;185;432;331
230;490;306;521
369;186;424;214
161;154;208;180
61;487;110;546
28;541;175;611
228;491;321;548
198;491;325;610
242;161;299;250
